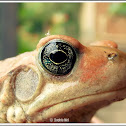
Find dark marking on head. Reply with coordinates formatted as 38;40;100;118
108;53;117;60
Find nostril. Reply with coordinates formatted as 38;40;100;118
108;53;118;60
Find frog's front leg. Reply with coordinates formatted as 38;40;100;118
7;101;26;123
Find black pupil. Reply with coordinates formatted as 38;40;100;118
50;50;67;64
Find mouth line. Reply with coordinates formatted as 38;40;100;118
56;86;126;105
39;86;126;117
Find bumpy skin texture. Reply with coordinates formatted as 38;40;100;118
0;35;126;123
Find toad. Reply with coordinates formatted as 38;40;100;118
0;35;126;123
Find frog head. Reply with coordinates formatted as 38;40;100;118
0;35;126;123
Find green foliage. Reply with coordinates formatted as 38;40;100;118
17;3;81;54
108;3;126;16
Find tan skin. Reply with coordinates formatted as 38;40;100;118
0;35;126;123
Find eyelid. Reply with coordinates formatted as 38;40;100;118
36;35;84;52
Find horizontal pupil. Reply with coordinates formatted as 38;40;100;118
50;50;67;64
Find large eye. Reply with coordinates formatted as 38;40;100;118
38;39;77;76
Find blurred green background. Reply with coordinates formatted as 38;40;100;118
108;3;126;16
14;3;126;55
1;3;126;59
18;3;81;54
0;3;81;60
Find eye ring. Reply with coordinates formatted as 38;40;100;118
37;39;77;76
